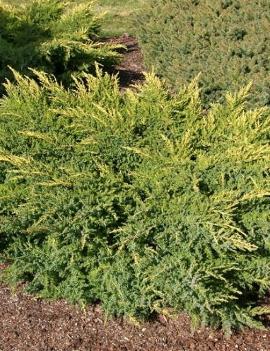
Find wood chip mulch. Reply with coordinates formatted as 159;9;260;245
0;264;270;351
105;34;145;90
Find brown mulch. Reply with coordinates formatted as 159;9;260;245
0;278;270;351
105;34;145;89
1;37;270;351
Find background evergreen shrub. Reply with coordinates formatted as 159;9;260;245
0;70;270;334
135;0;270;107
0;0;121;93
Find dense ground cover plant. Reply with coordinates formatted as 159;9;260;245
0;70;270;335
0;0;121;93
4;0;145;37
135;0;270;107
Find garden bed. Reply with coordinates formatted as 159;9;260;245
0;277;269;351
0;2;269;349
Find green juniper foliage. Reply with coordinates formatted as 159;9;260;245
135;0;270;107
0;0;121;93
0;69;270;335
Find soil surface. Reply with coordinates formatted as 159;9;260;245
1;37;270;351
105;34;145;89
0;264;270;351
